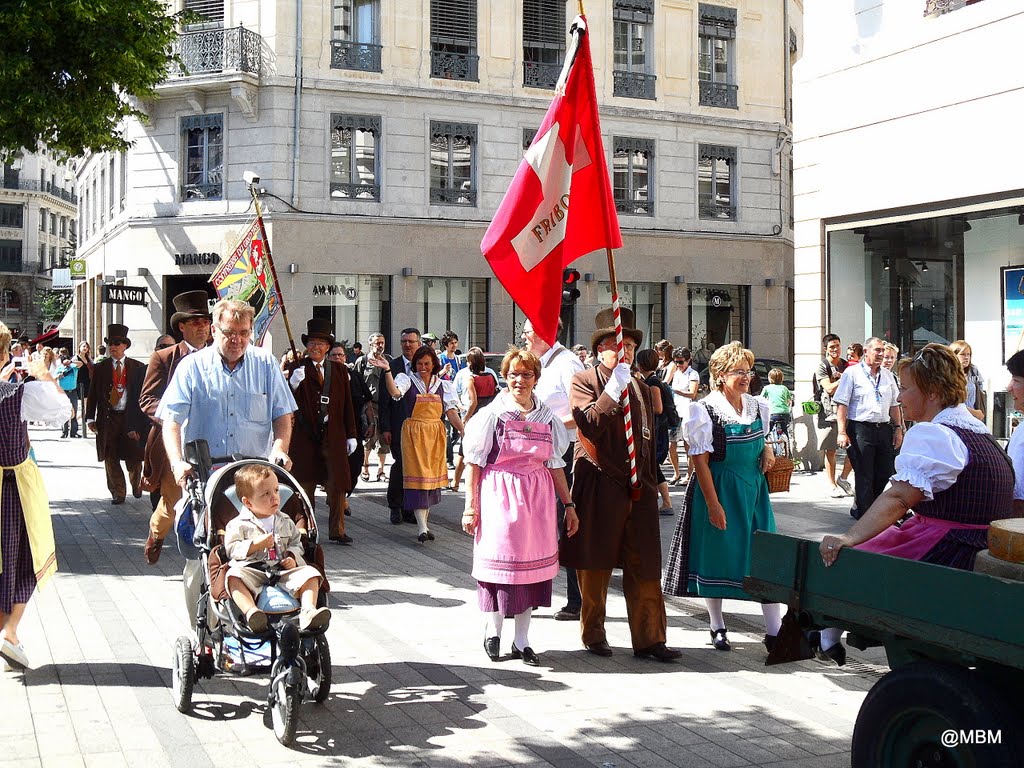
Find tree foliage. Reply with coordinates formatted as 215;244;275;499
36;287;73;323
0;1;183;159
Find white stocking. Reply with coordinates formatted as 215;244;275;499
706;598;725;632
485;611;503;639
513;609;532;650
414;508;428;535
820;627;844;650
761;603;783;636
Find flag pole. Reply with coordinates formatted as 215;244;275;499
248;186;299;358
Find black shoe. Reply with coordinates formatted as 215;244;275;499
659;506;674;516
763;634;777;653
484;636;500;661
553;607;580;621
389;508;402;525
426;530;435;541
330;534;353;545
710;628;731;651
344;508;352;516
585;640;613;657
402;511;416;524
634;642;682;662
512;644;540;666
813;639;847;666
417;532;429;543
111;497;126;505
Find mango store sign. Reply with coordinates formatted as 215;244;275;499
102;285;148;306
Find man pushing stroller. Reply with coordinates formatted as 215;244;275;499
225;464;331;634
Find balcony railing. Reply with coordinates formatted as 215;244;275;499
699;201;737;220
924;0;974;16
430;186;477;206
523;61;562;90
613;70;657;100
0;178;78;205
168;25;262;78
330;182;381;201
699;80;738;109
330;40;382;72
430;50;479;82
0;259;24;274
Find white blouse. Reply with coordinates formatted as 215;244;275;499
9;380;73;427
1008;420;1024;501
462;391;569;470
891;404;991;500
393;373;459;411
684;390;770;456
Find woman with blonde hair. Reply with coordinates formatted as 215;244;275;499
663;342;783;653
949;340;985;421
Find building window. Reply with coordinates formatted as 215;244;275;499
688;284;748;361
417;277;489;347
430;121;477;206
120;151;127;211
331;114;381;201
698;144;736;220
39;207;46;232
613;137;653;216
50;211;57;235
0;240;22;272
331;0;382;72
523;128;537;150
184;0;224;29
38;244;46;271
60;217;66;239
108;158;115;217
307;273;392;346
598;281;664;344
924;0;977;18
0;289;20;314
613;0;656;100
523;0;565;89
698;4;738;109
430;0;479;81
70;219;76;240
0;204;23;228
181;114;224;200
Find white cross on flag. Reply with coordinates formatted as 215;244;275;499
481;16;621;346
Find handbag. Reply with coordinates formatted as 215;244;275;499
174;494;202;560
802;401;822;415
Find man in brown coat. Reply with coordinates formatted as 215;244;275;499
138;291;212;564
560;308;680;662
287;318;359;544
86;324;146;504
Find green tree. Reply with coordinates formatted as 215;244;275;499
0;1;184;158
36;287;73;323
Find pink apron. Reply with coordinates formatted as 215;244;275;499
855;514;989;561
472;416;560;585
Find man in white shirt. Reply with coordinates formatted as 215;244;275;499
833;336;905;519
522;318;586;621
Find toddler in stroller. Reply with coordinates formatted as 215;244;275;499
225;463;331;634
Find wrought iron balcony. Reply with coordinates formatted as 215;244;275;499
699;80;738;109
430;50;479;82
523;61;562;90
330;182;381;201
699;201;737;220
612;70;657;100
0;177;78;205
924;0;972;16
330;40;382;73
168;25;262;78
615;198;652;216
182;182;222;200
430;186;477;206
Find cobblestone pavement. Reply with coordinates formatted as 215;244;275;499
3;428;886;768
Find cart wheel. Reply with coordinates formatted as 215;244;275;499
270;667;303;746
852;661;1023;768
171;636;195;713
307;634;332;704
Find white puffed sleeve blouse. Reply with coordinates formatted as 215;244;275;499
891;404;990;501
684;391;770;456
462;392;569;470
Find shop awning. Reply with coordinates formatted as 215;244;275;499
27;327;59;346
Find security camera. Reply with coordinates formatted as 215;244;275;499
243;171;261;185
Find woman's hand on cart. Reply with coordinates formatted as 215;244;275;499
820;534;849;567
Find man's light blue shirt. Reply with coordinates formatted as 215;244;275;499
158;344;297;459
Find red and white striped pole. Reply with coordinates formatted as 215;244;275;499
606;251;642;501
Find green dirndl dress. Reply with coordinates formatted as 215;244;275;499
663;402;776;600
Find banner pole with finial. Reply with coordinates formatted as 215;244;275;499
248;185;299;359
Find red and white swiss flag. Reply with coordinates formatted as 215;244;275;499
481;16;621;346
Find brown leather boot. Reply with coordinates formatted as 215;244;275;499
143;533;164;565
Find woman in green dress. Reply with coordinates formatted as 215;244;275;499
663;342;784;652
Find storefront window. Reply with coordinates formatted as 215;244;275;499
417;277;488;348
598;281;664;349
299;273;391;348
687;283;747;369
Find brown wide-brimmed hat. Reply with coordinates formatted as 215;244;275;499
590;307;644;356
104;323;132;348
301;317;335;346
169;290;213;330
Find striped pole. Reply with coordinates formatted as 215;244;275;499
607;262;641;501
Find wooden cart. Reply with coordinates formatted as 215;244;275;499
744;531;1024;768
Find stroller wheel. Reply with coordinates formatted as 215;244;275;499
307;634;332;703
270;666;303;745
172;636;196;713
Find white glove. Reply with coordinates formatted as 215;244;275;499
603;363;632;401
289;366;305;390
346;438;358;455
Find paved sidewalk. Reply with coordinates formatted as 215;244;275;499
2;428;884;768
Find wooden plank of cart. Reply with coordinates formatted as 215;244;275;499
743;531;1024;768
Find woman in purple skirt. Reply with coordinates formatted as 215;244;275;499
461;348;578;666
0;322;72;670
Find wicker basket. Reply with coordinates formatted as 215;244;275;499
765;441;794;493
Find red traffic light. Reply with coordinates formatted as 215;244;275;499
562;268;581;285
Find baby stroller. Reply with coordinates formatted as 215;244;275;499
170;440;332;745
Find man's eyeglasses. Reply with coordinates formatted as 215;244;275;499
216;326;252;341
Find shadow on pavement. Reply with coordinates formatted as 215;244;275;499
22;661;169;687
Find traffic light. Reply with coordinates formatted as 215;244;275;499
561;268;581;305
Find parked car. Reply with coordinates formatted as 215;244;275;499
697;357;795;397
455;352;507;390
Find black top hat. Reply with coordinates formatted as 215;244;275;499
301;318;335;346
104;323;132;348
169;290;213;330
590;307;644;355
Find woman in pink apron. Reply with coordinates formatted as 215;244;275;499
462;348;578;666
